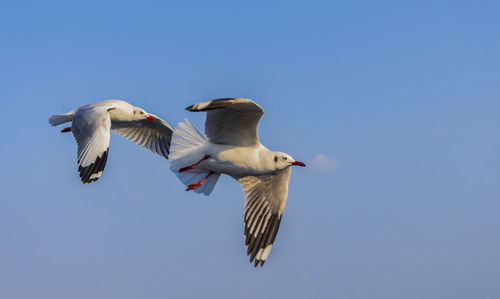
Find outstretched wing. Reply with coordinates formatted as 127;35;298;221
238;167;291;267
111;114;173;159
71;106;111;184
186;98;264;147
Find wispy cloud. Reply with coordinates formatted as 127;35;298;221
309;154;336;172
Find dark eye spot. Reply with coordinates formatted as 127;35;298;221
274;156;278;163
140;111;144;115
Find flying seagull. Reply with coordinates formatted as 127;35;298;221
49;99;173;183
168;98;305;267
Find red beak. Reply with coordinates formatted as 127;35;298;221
145;115;155;120
291;161;306;167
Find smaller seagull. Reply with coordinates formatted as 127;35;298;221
168;98;305;267
49;99;173;183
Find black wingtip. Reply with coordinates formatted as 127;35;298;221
252;258;266;267
78;148;109;184
244;213;282;268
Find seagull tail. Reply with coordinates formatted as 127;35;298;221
169;119;220;196
49;111;75;126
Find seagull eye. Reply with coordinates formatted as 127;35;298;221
140;111;144;115
281;156;287;162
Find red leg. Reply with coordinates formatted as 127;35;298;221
61;127;72;133
178;155;210;173
186;171;215;191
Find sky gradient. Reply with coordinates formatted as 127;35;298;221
1;1;500;298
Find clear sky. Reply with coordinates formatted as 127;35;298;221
1;1;499;298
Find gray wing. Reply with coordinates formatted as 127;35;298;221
186;98;264;146
71;106;111;184
111;114;173;159
238;167;291;267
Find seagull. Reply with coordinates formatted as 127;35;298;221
49;99;173;183
168;98;305;267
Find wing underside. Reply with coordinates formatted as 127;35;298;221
239;167;291;267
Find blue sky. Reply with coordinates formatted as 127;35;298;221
1;1;499;298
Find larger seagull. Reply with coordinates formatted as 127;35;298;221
49;99;173;183
168;98;305;267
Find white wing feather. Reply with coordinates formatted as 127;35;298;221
239;167;291;267
71;106;111;183
111;114;173;159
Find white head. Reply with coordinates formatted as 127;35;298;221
131;107;155;120
109;101;156;121
272;152;306;170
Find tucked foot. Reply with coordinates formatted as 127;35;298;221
186;182;203;191
185;171;214;191
61;127;72;133
178;155;210;173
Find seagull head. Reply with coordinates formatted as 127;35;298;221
273;152;306;169
132;108;155;120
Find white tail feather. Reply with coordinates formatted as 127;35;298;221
169;119;220;196
49;111;74;126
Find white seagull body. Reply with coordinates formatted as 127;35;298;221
49;99;173;183
168;98;305;267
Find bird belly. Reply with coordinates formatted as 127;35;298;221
199;144;270;178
